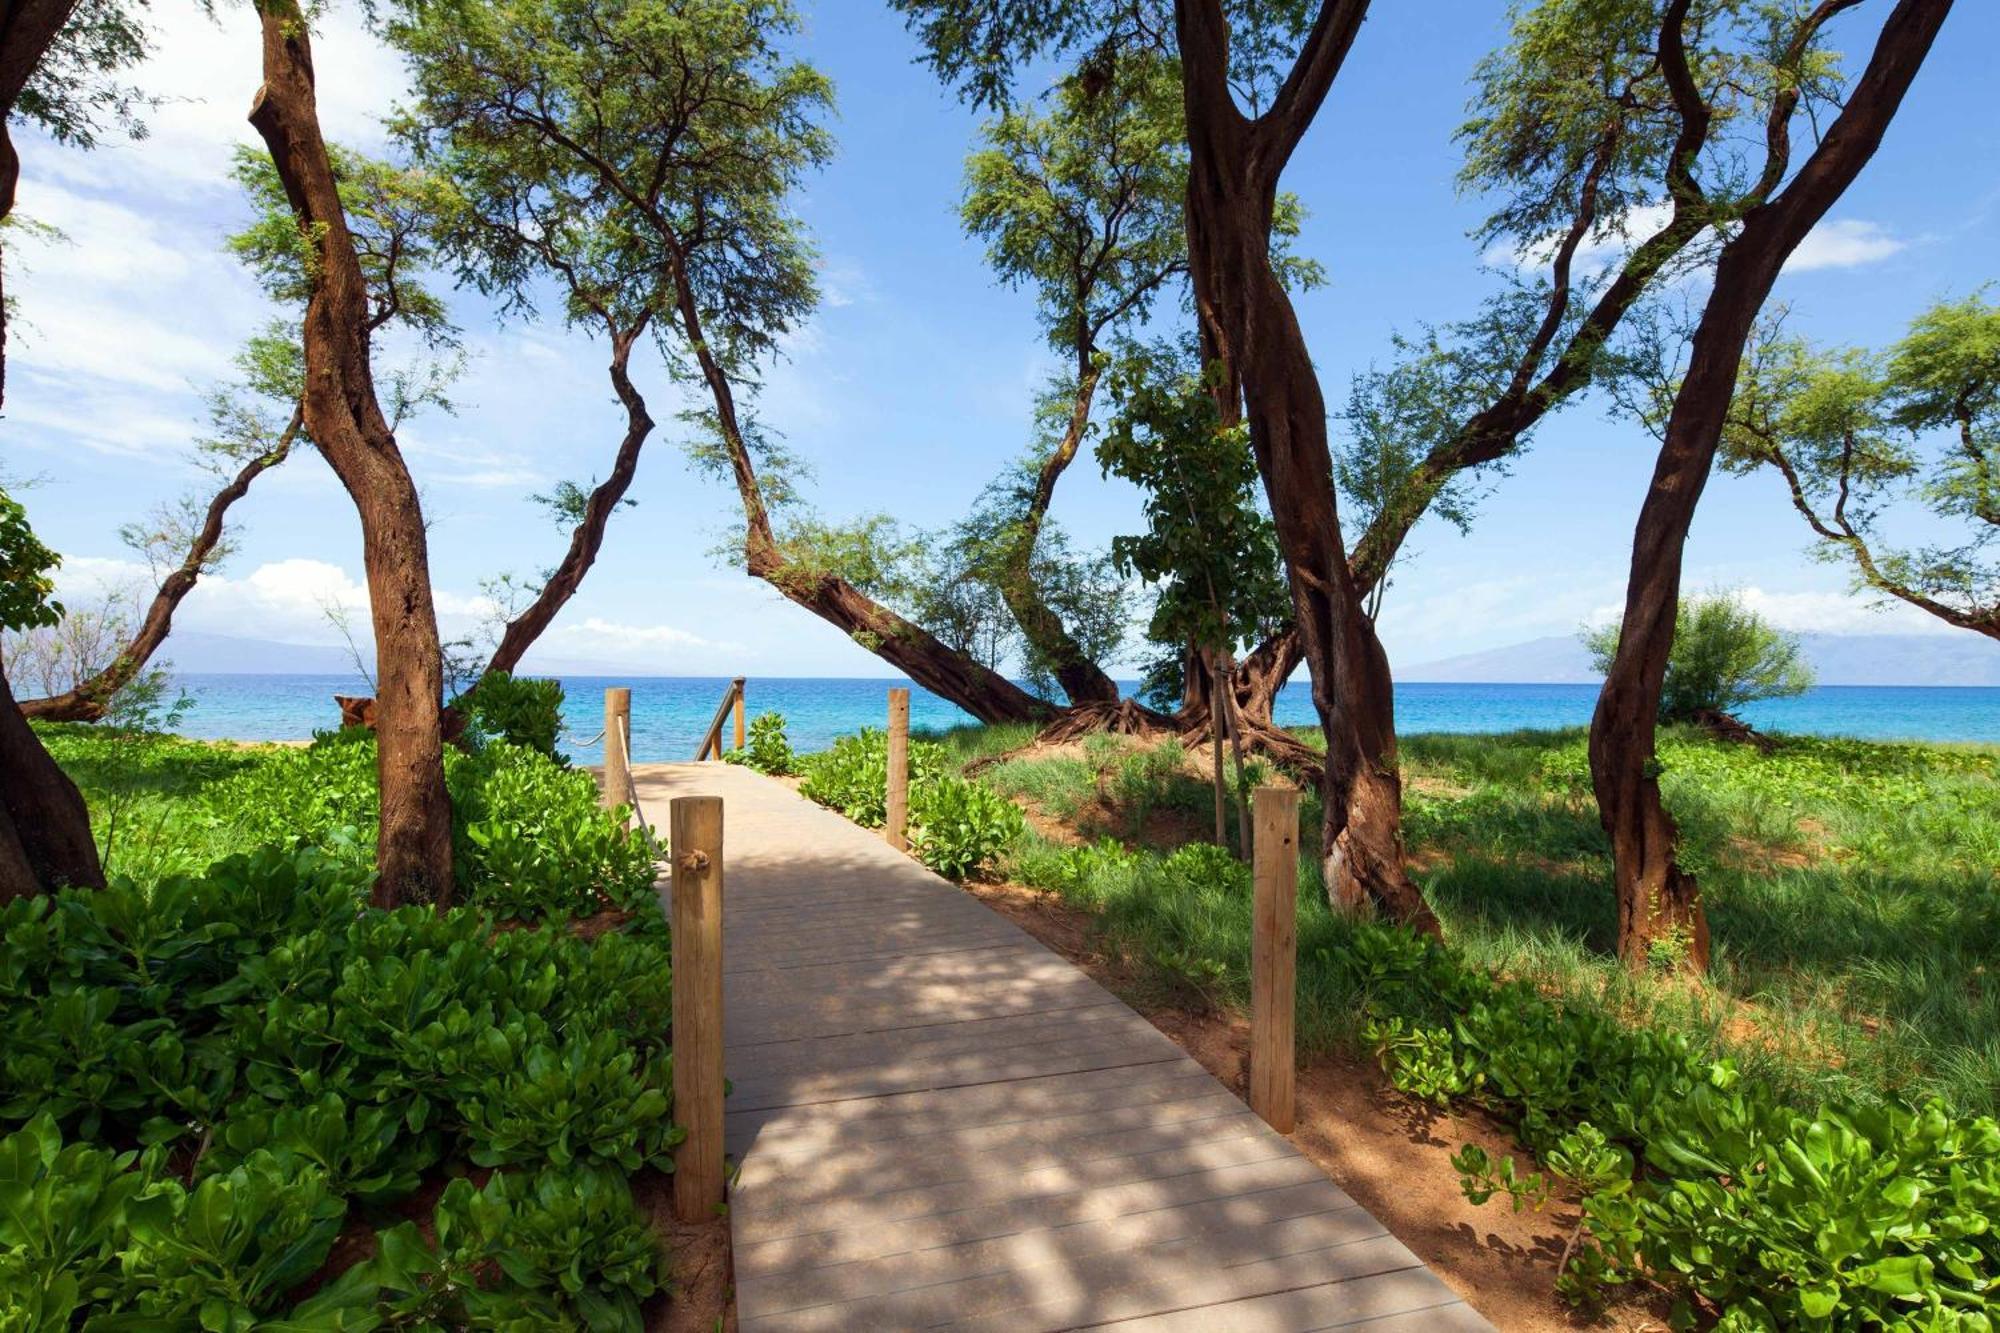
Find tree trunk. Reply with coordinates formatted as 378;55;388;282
20;418;299;722
658;236;1054;726
482;328;654;679
0;661;104;900
0;0;106;899
998;364;1121;706
1174;0;1438;935
1588;0;1950;972
248;0;454;907
1232;625;1299;726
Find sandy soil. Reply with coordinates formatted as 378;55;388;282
639;1174;735;1333
959;877;1675;1333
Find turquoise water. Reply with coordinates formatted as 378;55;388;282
167;673;2000;759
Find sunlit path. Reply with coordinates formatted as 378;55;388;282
630;762;1486;1332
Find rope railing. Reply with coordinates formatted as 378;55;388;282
607;707;666;858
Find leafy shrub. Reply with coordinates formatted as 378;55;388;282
0;844;677;1327
799;729;1019;878
910;775;1024;879
1584;591;1813;721
726;710;796;775
463;671;566;759
197;732;655;925
1341;924;2000;1329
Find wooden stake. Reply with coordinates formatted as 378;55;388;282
670;795;725;1221
1250;785;1299;1133
602;687;631;817
885;687;910;852
732;676;747;752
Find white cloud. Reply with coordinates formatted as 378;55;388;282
1577;584;1956;636
1782;219;1907;273
1486;207;1905;279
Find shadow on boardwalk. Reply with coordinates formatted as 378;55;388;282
632;763;1490;1332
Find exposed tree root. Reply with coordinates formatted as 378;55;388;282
1691;708;1776;752
1036;697;1177;744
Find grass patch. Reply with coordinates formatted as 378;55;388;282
968;725;2000;1114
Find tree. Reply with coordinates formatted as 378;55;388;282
1;0;150;408
1585;592;1813;723
0;487;103;899
1722;294;1999;639
958;52;1184;706
247;0;457;906
1099;338;1290;854
389;0;1048;725
1589;0;1952;974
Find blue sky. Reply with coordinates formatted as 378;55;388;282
7;1;1997;679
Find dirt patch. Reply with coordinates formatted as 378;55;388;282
638;1173;735;1332
962;878;1672;1332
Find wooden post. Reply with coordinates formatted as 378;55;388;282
670;795;725;1221
1250;785;1299;1134
602;687;631;816
885;687;910;852
732;676;747;752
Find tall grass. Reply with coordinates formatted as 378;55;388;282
985;725;2000;1114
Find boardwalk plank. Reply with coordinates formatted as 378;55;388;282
629;763;1487;1333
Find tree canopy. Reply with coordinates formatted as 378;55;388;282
1723;293;2000;638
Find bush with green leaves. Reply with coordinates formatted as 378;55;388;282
909;775;1025;880
191;730;656;924
726;710;796;775
462;670;567;758
1346;921;2000;1329
1584;591;1814;722
799;728;1021;878
0;839;677;1328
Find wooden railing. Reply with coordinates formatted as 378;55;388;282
695;676;746;760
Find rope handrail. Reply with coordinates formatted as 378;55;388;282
609;711;666;859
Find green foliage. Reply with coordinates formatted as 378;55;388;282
178;731;657;925
230;143;458;350
798;730;1022;879
0;834;675;1327
1723;295;1999;634
946;711;2000;1325
0;489;63;634
391;0;832;380
962;51;1186;356
1099;337;1291;703
1585;591;1813;721
910;777;1025;881
725;711;796;776
12;0;152;152
463;670;565;758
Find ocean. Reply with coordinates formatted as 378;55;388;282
166;673;2000;761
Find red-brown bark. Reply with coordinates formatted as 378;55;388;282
0;661;104;900
248;0;454;906
999;360;1120;706
1590;0;1952;972
1172;0;1437;934
481;325;654;679
20;417;299;722
658;234;1054;725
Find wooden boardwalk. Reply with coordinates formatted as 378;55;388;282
632;762;1488;1332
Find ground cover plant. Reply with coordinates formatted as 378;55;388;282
921;722;2000;1328
796;726;1022;879
3;725;677;1328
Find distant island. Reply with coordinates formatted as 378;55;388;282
1401;632;2000;687
163;628;2000;689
